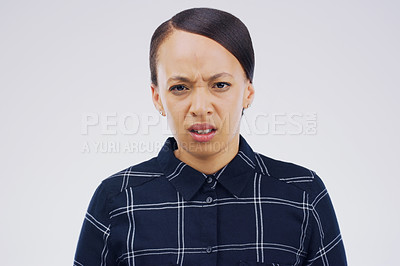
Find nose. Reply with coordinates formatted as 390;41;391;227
189;87;213;117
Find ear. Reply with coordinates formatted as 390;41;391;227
243;81;255;108
151;83;165;115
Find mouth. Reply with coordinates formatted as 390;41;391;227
189;128;216;134
187;123;217;142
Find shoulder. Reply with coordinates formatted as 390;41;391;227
255;152;327;198
96;156;165;199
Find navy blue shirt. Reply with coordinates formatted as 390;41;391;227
74;135;347;266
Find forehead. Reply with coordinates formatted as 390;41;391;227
157;30;244;80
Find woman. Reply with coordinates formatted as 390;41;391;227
74;7;347;266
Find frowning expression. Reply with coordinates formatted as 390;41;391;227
151;29;254;157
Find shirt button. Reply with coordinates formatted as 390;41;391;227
206;177;213;184
206;246;212;253
205;196;213;204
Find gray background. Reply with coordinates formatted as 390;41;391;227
1;0;399;265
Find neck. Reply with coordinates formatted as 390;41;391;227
173;134;240;175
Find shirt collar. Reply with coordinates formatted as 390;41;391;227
157;134;262;201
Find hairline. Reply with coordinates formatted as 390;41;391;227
154;26;250;89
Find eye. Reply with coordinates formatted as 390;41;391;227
213;82;231;90
169;84;189;94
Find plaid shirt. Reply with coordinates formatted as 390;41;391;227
74;135;347;266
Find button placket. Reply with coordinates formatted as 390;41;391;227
204;173;218;191
199;173;218;264
206;246;212;254
205;196;213;204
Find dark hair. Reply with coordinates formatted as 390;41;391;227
149;7;255;87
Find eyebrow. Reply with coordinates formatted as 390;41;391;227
167;72;233;84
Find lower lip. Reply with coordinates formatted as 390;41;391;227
189;130;216;142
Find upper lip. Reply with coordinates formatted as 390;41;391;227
188;123;216;131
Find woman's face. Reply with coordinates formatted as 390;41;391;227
151;29;254;158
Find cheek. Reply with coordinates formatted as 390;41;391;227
161;92;182;116
164;100;187;132
219;91;244;113
217;96;243;131
165;113;184;136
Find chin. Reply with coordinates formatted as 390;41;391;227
178;134;226;155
